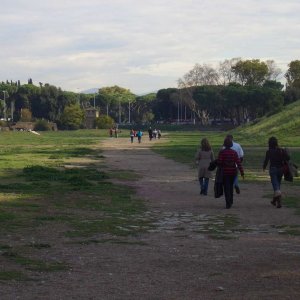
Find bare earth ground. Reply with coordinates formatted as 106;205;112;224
1;137;300;299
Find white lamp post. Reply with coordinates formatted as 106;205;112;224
2;91;7;120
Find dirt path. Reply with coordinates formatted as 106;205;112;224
1;137;300;299
100;137;300;299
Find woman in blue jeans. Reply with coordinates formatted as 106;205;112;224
195;138;214;195
263;136;290;208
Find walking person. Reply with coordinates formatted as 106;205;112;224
109;128;113;138
226;134;244;194
263;136;290;208
195;138;215;195
157;129;162;139
130;129;135;143
114;127;118;138
136;130;143;143
218;137;244;209
148;127;153;141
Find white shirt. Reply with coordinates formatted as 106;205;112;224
231;141;244;158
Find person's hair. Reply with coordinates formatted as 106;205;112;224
226;134;233;140
201;138;211;151
268;136;278;149
223;137;233;149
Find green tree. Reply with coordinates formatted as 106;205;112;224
131;93;156;124
98;86;135;123
285;60;300;88
284;60;300;104
60;104;84;130
152;88;178;121
95;115;115;129
232;59;268;86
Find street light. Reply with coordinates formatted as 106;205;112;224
2;91;7;120
118;100;121;124
128;100;131;124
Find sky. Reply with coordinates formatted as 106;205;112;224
1;0;300;95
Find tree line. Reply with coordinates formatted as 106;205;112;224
1;58;300;129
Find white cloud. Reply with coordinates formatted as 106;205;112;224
0;0;299;94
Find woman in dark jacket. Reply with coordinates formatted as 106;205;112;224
218;137;244;209
263;136;290;208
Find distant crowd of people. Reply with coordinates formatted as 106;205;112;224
109;127;120;138
195;135;296;209
128;127;162;144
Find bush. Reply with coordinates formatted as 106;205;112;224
34;119;50;131
95;115;115;129
60;105;85;130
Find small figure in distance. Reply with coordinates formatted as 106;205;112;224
130;129;135;143
136;129;143;143
109;128;113;138
157;129;162;139
148;127;153;141
114;127;118;138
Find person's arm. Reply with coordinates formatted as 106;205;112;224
239;145;244;160
217;150;223;166
235;152;244;178
263;150;269;170
283;148;290;162
195;150;201;163
210;150;215;161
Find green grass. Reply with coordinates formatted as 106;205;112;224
0;130;154;280
233;100;300;146
0;130;152;241
0;271;28;281
192;214;243;240
152;128;300;184
283;196;300;214
2;251;69;272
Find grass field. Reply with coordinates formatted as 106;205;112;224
153;130;300;184
0;130;150;243
0;125;299;281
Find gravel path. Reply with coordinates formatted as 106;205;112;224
1;137;300;300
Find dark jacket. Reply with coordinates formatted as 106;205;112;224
263;148;290;169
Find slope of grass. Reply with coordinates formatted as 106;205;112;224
233;100;300;146
152;101;300;184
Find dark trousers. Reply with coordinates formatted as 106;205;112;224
223;175;235;208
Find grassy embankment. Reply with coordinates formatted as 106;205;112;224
0;129;152;280
152;100;300;184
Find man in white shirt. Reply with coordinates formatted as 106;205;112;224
227;134;244;194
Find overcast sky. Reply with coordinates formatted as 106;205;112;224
1;0;299;94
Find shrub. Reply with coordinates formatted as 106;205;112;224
34;119;50;131
95;115;115;129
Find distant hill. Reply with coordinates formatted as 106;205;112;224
234;100;300;145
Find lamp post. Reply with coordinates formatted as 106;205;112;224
2;91;7;121
128;100;131;124
118;100;121;124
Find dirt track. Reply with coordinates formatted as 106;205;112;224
1;137;300;299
